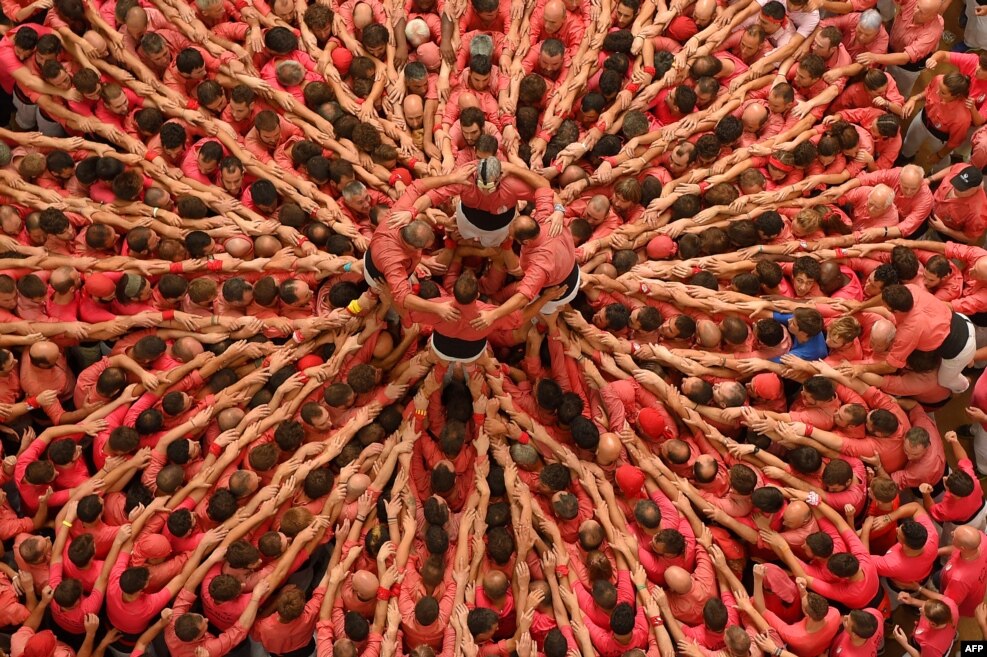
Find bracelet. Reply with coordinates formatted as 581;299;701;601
25;396;38;410
408;157;418;169
347;299;362;315
209;442;223;457
643;65;656;76
169;262;184;274
62;520;73;528
651;616;663;627
883;227;889;238
377;586;392;601
414;408;427;417
805;491;820;507
297;236;309;245
635;584;646;591
554;203;565;214
356;515;367;522
292;330;305;344
343;262;352;272
517;431;530;444
752;446;760;455
152;207;158;218
473;413;484;425
211;315;219;326
556;564;569;576
774;649;783;657
626;82;641;93
758;245;764;254
206;259;224;272
162;310;175;321
804;423;815;437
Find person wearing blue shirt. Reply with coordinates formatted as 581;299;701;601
770;309;829;363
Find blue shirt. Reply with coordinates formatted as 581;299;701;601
770;312;829;363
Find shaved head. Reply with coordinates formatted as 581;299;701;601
696;320;722;349
347;473;371;501
664;566;692;594
953;525;983;551
596;432;622;465
783;501;811;529
352;570;379;598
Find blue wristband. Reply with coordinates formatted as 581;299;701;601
343;262;352;272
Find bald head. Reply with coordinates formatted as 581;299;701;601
483;570;509;598
783;501;811;529
579;520;604;549
870;319;896;354
172;337;204;363
696;320;722;349
596;432;622;465
352;570;379;598
217;407;244;430
586;194;610;215
50;266;76;293
125;6;148;32
869;184;894;212
403;94;424;120
352;2;373;28
347;473;371;501
819;261;845;294
254;234;282;258
457;92;480;111
953;525;983;551
545;0;565;18
664;566;692;594
693;0;717;23
742;103;769;130
29;341;60;366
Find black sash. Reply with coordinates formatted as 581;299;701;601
461;203;516;232
937;313;970;360
364;249;385;282
433;332;488;359
921;109;950;143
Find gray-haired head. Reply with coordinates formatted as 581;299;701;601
477;156;502;189
470;33;494;58
859;9;882;30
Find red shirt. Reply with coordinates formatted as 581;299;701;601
930;458;985;524
886;283;952;369
107;550;176;635
166;589;248;657
515;228;577;301
913;596;959;657
933;163;987;241
871;511;939;584
764;607;841;657
923;77;972;149
829;610;885;657
940;540;987;615
889;0;943;63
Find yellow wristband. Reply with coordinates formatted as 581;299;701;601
62;520;73;528
347;300;362;315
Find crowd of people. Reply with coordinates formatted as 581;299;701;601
2;0;987;653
